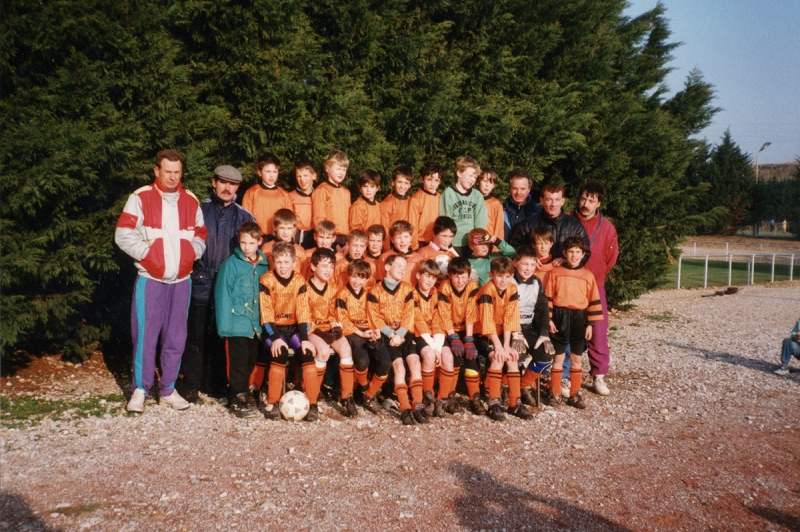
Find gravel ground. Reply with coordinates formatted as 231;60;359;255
2;283;800;531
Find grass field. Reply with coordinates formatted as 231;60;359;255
664;258;800;288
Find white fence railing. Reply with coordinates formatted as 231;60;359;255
676;253;797;289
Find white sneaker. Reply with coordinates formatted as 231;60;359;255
593;375;610;396
560;379;571;398
161;390;191;410
127;388;146;413
774;366;789;376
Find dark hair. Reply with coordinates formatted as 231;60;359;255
347;260;372;279
155;149;183;167
530;226;554;244
447;257;472;276
273;208;297;227
508;168;532;188
562;235;587;254
367;224;386;238
489;256;515;275
310;247;337;267
392;165;414;182
294;159;316;173
579;181;606;204
358;169;381;188
540;182;564;197
238;221;262;241
255;152;281;171
384;254;407;268
417;259;441;278
272;241;296;261
389;220;414;238
433;216;457;235
513;245;537;261
419;162;443;180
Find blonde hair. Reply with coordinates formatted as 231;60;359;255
324;150;349;168
455;156;481;176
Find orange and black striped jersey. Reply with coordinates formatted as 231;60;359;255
334;255;376;288
288;189;314;231
312;181;351;235
349;197;382;233
260;240;306;274
300;247;343;280
335;285;370;336
432;279;479;334
413;286;438;336
259;271;310;336
307;279;338;332
484;195;504;240
367;280;415;332
474;280;521;336
545;266;602;321
408;189;441;244
380;193;411;242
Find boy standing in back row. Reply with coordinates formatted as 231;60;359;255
312;150;351;250
440;156;487;255
243;153;293;237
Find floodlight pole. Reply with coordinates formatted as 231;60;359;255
755;142;771;183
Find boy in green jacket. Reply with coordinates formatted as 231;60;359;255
466;227;516;287
214;222;270;417
440;156;488;255
774;318;800;376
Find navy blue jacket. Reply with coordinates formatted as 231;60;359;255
190;191;255;305
509;210;591;266
502;195;541;241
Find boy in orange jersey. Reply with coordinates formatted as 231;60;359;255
289;159;317;249
511;245;555;408
380;165;413;249
335;260;388;417
433;257;478;416
474;256;533;421
545;235;602;409
306;248;352;417
412;260;445;416
260;208;307;273
365;224;385;265
367;254;421;425
478;168;504;240
242;153;293;236
376;220;422;284
258;242;319;421
409;162;443;247
418;216;459;280
349;170;382;232
335;230;375;287
301;220;340;279
312;150;351;250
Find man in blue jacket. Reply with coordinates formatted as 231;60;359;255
502;169;541;241
179;165;255;402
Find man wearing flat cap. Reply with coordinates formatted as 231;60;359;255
179;164;256;402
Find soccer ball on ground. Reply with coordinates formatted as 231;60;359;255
279;390;310;421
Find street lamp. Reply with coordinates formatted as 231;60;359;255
755;142;771;183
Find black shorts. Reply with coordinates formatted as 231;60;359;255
380;332;416;361
415;335;430;353
312;328;336;345
550;306;587;355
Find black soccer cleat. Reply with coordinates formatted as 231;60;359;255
400;409;416;426
433;399;447;418
423;390;435;409
305;404;320;422
413;404;430;424
488;403;506;421
520;386;537;407
508;402;534;420
266;403;282;421
230;393;257;419
470;393;487;416
343;394;359;418
546;387;562;407
566;392;586;410
363;395;382;415
447;395;465;414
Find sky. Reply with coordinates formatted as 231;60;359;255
624;0;800;164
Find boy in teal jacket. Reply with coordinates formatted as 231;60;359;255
215;222;270;417
774;318;800;376
466;227;516;287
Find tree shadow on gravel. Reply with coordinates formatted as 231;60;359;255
746;505;800;530
0;490;62;531
449;463;633;532
666;342;778;375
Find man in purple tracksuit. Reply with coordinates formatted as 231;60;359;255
115;150;207;413
569;181;618;395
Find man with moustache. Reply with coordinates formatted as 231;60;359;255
509;183;591;267
116;150;207;413
569;181;618;395
179;165;255;402
502;169;541;241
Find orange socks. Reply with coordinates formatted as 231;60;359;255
354;368;369;387
303;362;320;405
486;369;502;401
507;372;520;407
551;369;563;397
267;362;286;404
339;362;354;399
422;369;435;394
465;371;481;399
395;383;411;411
521;370;539;389
365;374;387;399
570;368;582;396
409;379;423;406
437;369;456;400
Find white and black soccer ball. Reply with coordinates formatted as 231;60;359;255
279;390;310;421
434;254;451;277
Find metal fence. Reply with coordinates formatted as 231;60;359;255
675;253;798;289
